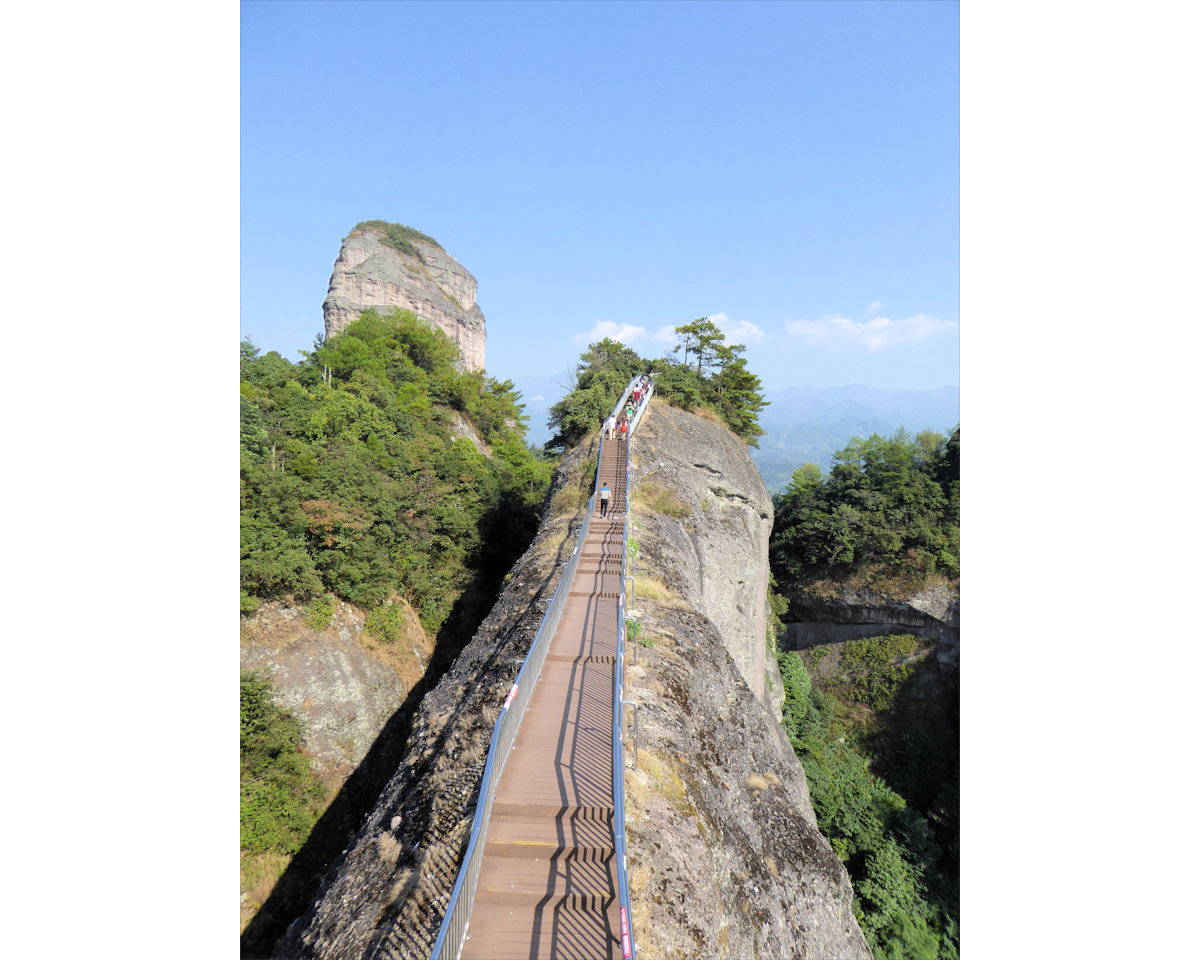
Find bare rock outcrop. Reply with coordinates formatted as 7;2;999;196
631;403;783;719
240;599;430;778
323;223;486;371
783;580;960;665
623;403;869;958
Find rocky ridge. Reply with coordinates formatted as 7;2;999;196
323;224;486;371
270;403;869;959
622;403;869;959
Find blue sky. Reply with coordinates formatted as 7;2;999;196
241;0;959;394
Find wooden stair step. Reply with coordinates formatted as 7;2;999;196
458;898;622;960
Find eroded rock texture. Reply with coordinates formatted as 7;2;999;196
272;405;869;959
631;403;783;719
323;226;486;371
623;404;870;959
783;583;960;665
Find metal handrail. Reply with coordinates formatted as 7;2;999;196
613;375;651;960
430;373;652;960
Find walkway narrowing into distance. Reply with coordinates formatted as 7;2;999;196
459;435;629;960
433;375;651;960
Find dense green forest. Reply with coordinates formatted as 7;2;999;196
240;307;551;634
778;641;958;959
771;426;960;585
547;317;768;451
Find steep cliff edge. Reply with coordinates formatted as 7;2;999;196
630;402;783;719
622;403;869;959
323;222;486;371
273;405;868;959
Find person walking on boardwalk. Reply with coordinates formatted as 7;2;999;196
603;413;616;439
619;418;629;442
599;482;611;517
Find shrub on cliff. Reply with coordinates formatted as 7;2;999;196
777;647;958;960
240;670;327;856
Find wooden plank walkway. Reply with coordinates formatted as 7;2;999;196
460;439;628;960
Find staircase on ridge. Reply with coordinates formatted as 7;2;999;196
459;436;630;960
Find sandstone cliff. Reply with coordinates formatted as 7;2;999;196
323;223;486;371
781;579;960;665
621;403;869;959
630;403;784;720
272;405;868;960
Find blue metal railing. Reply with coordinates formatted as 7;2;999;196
430;373;652;960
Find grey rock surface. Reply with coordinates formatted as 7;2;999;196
323;226;486;371
240;601;415;777
630;403;783;719
783;584;960;664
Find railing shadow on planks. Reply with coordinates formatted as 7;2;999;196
430;373;654;960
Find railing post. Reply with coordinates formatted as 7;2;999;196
623;700;639;770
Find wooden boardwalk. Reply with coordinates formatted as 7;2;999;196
460;439;629;960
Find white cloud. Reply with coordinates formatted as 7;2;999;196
530;395;544;402
865;300;885;315
709;311;765;344
652;325;677;343
785;312;957;352
573;320;648;346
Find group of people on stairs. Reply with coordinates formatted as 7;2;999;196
602;373;653;444
599;375;653;519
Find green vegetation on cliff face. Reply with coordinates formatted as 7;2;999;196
240;307;551;633
240;670;328;857
771;426;959;585
778;640;958;960
240;308;552;947
546;318;767;452
769;430;959;958
350;219;442;263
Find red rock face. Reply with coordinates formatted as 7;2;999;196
322;226;487;371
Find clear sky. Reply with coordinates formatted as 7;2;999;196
241;0;959;393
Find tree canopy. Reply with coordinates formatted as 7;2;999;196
771;427;960;582
546;319;767;451
240;309;552;634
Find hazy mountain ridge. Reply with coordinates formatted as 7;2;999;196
753;384;960;491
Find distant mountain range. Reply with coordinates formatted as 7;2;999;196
751;385;960;492
512;376;959;492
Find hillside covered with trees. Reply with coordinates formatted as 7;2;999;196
240;307;551;634
771;426;959;589
239;308;553;943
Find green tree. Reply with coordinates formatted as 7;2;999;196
672;316;724;379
